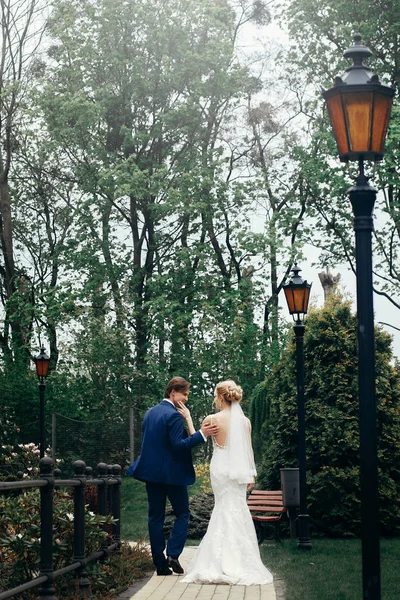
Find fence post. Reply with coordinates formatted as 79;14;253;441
39;456;57;600
73;460;91;598
111;465;121;551
97;463;109;563
107;465;113;515
129;406;134;463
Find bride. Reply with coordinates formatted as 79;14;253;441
178;379;273;585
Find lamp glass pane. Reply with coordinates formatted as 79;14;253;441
371;92;393;155
343;91;373;152
326;94;349;156
292;287;308;314
303;287;311;313
283;287;295;314
36;359;50;378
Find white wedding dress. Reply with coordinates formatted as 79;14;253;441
181;404;273;586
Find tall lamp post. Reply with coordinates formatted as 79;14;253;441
322;33;395;600
34;347;51;459
283;264;312;550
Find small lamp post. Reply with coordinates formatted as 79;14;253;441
283;264;312;550
34;347;51;458
322;32;395;600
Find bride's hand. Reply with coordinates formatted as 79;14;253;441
176;401;191;420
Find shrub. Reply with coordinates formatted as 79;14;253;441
194;462;212;493
0;443;63;482
253;295;400;536
164;491;214;539
0;488;114;593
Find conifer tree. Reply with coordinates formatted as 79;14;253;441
253;294;400;536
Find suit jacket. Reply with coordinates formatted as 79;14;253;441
126;400;205;486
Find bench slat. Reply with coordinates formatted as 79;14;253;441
248;506;286;513
247;499;283;506
250;490;282;493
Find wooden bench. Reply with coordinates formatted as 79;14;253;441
247;490;287;543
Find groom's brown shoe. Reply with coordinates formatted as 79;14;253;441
167;556;184;574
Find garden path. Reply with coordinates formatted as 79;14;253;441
115;546;280;600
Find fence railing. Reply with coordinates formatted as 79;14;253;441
0;456;121;600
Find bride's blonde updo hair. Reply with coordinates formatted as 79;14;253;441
215;379;243;404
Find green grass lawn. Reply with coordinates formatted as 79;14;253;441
260;537;400;600
120;476;149;540
120;477;400;599
120;474;204;541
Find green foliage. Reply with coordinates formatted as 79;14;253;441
249;381;271;461
0;368;39;448
164;491;214;540
88;541;153;600
0;488;114;594
280;0;400;310
0;443;42;481
1;0;311;460
257;295;400;536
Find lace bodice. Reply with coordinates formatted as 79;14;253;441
212;436;227;450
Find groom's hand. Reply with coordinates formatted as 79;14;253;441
201;421;219;437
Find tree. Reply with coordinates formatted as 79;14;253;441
278;0;400;316
254;294;400;536
0;0;47;367
1;0;313;455
37;0;276;418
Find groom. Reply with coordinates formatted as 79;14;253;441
127;376;218;575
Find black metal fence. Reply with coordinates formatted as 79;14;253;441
0;457;121;600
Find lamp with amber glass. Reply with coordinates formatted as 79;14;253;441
34;347;51;458
322;32;395;600
282;264;312;550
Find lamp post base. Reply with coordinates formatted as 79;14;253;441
297;514;312;550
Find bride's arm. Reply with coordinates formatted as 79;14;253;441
176;402;195;435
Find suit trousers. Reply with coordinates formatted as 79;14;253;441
145;481;190;569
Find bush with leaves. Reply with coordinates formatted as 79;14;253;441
194;462;212;493
254;295;400;537
164;491;214;540
0;443;64;483
86;541;153;600
0;487;116;593
0;443;41;481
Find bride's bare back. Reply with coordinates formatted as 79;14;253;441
203;408;251;448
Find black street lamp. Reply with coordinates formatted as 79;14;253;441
283;264;312;550
34;347;51;459
322;32;395;600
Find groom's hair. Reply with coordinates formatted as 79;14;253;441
164;376;191;398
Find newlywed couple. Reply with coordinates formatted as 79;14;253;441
127;376;273;585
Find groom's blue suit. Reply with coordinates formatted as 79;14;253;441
127;400;205;569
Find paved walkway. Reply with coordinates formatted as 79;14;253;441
116;547;281;600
